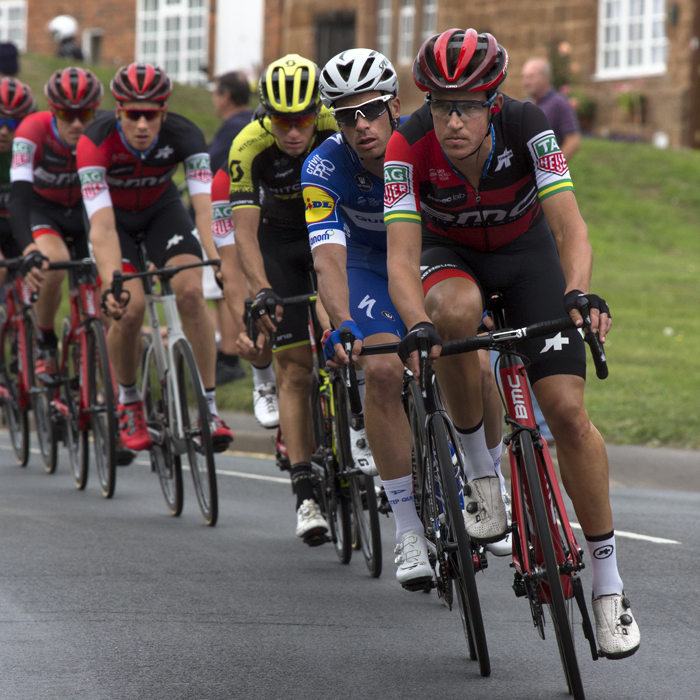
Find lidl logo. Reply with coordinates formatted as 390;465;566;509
303;185;335;223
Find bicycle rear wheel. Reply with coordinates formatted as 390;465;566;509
334;376;381;578
173;339;217;526
430;414;491;677
520;430;585;699
61;319;89;488
1;315;30;465
87;320;117;498
143;342;183;516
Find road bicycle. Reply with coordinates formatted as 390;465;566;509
244;296;382;577
438;294;606;698
111;246;219;526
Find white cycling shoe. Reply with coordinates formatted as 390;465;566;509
592;592;641;659
253;382;279;429
485;485;513;556
295;499;328;545
463;475;508;543
394;530;433;591
349;422;378;476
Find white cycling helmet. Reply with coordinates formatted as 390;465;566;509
48;15;79;42
320;49;398;108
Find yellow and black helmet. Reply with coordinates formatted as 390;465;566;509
258;54;321;115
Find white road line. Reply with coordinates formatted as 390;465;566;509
135;459;288;484
570;521;680;545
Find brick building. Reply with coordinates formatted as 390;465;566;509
263;0;700;148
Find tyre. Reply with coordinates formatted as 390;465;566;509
334;375;381;577
61;319;89;489
142;342;183;516
87;320;117;498
520;430;585;699
172;339;217;526
429;414;491;677
1;315;30;466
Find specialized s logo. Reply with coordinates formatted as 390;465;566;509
303;185;335;223
11;140;32;168
383;162;411;206
530;133;568;175
79;168;107;200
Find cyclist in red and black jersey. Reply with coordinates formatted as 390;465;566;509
10;67;102;376
0;77;34;285
385;28;640;660
76;63;233;453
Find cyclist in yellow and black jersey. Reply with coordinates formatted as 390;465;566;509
229;55;337;544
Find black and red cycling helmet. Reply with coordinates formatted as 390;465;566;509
413;28;508;94
0;77;35;119
111;63;172;103
45;67;103;110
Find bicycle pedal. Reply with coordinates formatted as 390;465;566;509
36;372;61;388
303;530;327;547
401;576;434;593
116;446;136;466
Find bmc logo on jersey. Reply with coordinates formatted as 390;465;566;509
303;186;335;223
384;162;411;206
79;168;107;200
11;140;32;168
531;134;568;175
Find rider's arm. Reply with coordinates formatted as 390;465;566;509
312;243;351;329
191;193;216;261
9;181;37;252
230;206;269;291
9;127;39;251
88;206;122;293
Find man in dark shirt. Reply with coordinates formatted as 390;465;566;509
522;58;580;161
209;72;253;172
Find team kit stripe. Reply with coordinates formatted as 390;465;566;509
384;211;422;225
538;180;574;201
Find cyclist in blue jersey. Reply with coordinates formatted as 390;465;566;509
302;50;437;588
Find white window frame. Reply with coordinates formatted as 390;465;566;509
136;0;209;85
421;0;438;42
0;0;26;51
398;0;415;66
377;0;392;59
595;0;668;80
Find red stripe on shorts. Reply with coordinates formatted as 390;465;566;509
422;268;476;296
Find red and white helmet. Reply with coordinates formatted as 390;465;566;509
0;78;35;119
413;28;508;93
45;67;103;111
111;63;172;104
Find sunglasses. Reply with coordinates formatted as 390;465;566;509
425;94;496;120
120;108;165;122
331;94;393;127
269;111;317;131
0;117;21;130
56;108;96;123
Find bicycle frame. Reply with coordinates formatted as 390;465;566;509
0;275;33;410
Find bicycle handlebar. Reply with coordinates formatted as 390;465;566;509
339;327;363;415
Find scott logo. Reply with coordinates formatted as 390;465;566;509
507;374;528;420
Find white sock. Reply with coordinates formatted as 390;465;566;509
382;475;424;542
252;361;276;388
118;382;141;405
489;440;506;493
585;531;624;598
355;368;366;412
456;421;497;481
205;389;218;417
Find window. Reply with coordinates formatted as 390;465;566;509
398;0;415;65
0;0;26;50
377;0;392;59
316;12;355;67
422;0;437;41
596;0;668;79
136;0;209;84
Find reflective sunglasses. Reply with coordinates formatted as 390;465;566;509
269;111;317;131
331;94;393;127
120;108;165;122
425;94;496;120
0;117;21;130
56;108;96;123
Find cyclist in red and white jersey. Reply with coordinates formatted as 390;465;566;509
384;28;640;660
76;63;233;453
10;67;102;375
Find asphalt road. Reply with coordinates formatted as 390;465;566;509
0;436;698;700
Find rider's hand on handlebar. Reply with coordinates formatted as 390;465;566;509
19;247;48;293
101;287;130;320
564;290;612;343
397;321;442;378
236;329;266;362
323;321;364;368
251;287;283;338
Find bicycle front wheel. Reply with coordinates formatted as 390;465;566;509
143;342;183;516
173;340;217;526
2;316;30;466
430;414;491;677
87;320;117;498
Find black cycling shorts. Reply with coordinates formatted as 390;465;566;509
421;219;586;384
0;217;21;258
31;197;89;259
258;220;315;351
114;182;202;272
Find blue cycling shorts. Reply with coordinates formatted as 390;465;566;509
347;266;405;340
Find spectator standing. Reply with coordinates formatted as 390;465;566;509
47;16;84;61
522;58;581;160
0;43;19;76
209;72;254;172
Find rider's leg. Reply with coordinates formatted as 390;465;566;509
107;277;146;387
33;231;69;340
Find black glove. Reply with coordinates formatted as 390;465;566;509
18;250;47;277
251;287;283;322
397;321;442;363
564;290;611;320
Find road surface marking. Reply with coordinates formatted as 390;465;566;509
570;522;680;545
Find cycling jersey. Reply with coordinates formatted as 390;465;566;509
383;98;574;251
228;109;337;231
211;167;234;249
76;112;212;218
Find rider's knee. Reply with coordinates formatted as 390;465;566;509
542;393;591;443
175;283;205;318
426;294;482;340
363;357;403;403
277;359;312;393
